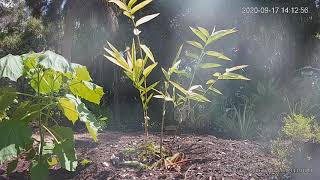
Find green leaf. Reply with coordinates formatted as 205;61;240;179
130;0;152;14
188;92;210;102
186;41;203;49
190;27;207;42
199;63;221;69
135;13;160;27
109;0;129;11
206;79;216;85
218;72;250;80
0;145;17;164
188;85;203;92
174;70;192;78
140;44;155;63
197;27;210;37
209;87;223;95
30;69;63;94
226;65;248;72
105;42;130;71
161;68;170;80
206;51;231;61
143;63;157;77
0;54;23;81
169;81;188;95
23;52;42;71
0;87;17;111
0;120;32;163
141;81;159;96
51;125;77;171
128;0;137;8
71;63;92;81
169;60;181;75
206;28;237;46
153;95;173;101
40;50;72;73
123;11;133;19
185;51;200;59
31;161;49;180
66;94;100;141
12;101;42;122
69;80;104;104
58;98;79;124
173;44;183;64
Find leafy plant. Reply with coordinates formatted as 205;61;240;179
105;0;159;137
282;114;314;142
0;51;104;179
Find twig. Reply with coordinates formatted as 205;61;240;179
184;164;194;180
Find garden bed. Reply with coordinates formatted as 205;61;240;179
1;131;285;180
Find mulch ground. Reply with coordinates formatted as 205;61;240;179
0;131;286;180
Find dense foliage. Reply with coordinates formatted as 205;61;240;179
0;51;104;179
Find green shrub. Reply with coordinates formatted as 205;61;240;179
282;114;314;142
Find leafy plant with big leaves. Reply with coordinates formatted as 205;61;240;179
0;50;104;179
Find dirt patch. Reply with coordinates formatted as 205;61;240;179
1;131;284;180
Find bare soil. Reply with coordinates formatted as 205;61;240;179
0;131;285;180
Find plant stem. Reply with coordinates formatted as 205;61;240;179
160;82;168;160
37;70;44;161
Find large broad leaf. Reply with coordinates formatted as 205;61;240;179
0;87;17;111
12;101;42;122
31;161;49;180
58;98;79;124
135;13;160;27
69;80;104;104
40;51;71;73
0;120;32;163
71;63;92;81
30;69;63;94
130;0;152;14
66;94;100;141
22;52;42;72
51;125;77;171
0;54;23;81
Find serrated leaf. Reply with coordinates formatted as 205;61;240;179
226;65;248;72
197;27;209;37
71;63;92;81
143;63;157;77
190;27;207;42
206;28;237;46
51;126;77;171
186;41;203;49
109;0;129;11
69;80;104;104
40;50;72;73
140;44;155;63
130;0;152;14
0;54;23;81
58;98;79;124
199;63;221;69
218;72;250;80
135;13;160;27
206;51;231;61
